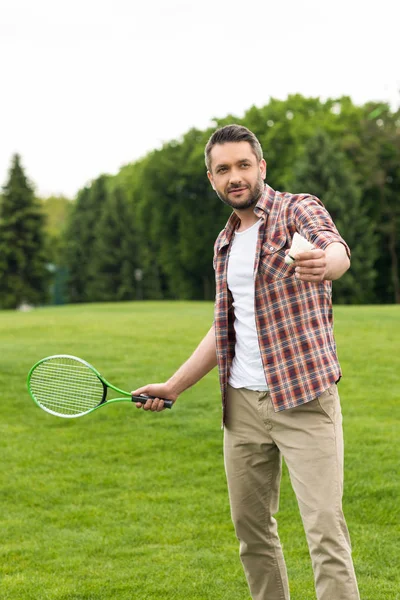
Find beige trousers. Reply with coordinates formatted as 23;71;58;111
224;384;360;600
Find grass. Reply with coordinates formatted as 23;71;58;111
0;301;399;599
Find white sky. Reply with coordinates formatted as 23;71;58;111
1;0;399;198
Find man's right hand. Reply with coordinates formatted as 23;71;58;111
131;383;178;412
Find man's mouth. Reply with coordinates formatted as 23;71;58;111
228;187;247;195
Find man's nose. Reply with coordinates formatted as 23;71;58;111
229;169;243;184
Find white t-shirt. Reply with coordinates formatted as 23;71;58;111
227;219;268;391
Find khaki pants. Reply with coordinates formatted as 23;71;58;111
224;384;360;600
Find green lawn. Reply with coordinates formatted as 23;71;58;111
0;302;399;600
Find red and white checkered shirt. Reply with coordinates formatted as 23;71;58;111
213;184;350;422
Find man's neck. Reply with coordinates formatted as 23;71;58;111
234;207;260;232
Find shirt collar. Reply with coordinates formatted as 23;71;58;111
255;182;275;216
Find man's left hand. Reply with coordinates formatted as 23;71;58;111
292;249;327;282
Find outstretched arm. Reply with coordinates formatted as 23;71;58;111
131;324;218;412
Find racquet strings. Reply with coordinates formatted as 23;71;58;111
29;356;105;416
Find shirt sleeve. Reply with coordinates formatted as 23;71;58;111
293;195;351;258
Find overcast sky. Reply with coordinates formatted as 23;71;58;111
1;0;399;198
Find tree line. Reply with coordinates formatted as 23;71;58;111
0;94;399;309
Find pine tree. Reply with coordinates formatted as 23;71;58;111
292;131;378;304
64;186;90;303
86;187;137;301
0;154;49;309
64;175;109;302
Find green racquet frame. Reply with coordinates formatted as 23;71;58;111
27;354;173;418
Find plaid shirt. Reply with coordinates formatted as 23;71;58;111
213;184;350;422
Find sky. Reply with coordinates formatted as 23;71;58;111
1;0;399;198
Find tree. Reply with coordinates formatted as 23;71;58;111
64;175;109;302
114;158;164;300
291;131;378;304
127;129;230;300
40;195;72;305
41;194;71;265
0;154;49;309
351;105;400;303
86;187;138;301
62;95;398;305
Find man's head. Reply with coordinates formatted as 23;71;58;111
205;124;266;210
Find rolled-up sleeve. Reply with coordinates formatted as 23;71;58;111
293;195;351;259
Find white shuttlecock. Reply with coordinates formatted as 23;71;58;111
284;232;315;265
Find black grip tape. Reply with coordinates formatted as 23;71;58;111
131;394;173;409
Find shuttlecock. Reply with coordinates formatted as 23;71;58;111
284;232;315;265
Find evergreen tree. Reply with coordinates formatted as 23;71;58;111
131;129;228;300
86;187;137;301
0;154;49;309
64;187;89;303
291;131;378;304
64;175;109;302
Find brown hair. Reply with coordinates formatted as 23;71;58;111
204;124;263;172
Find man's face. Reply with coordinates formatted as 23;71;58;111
207;141;266;210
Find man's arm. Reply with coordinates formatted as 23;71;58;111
292;242;350;282
290;195;351;282
131;324;218;412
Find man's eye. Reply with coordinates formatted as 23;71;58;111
240;163;250;168
218;167;227;173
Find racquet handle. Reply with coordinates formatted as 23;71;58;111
131;394;173;409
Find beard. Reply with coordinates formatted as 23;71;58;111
215;175;265;210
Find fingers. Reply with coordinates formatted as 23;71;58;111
292;249;327;282
295;262;326;281
141;397;165;412
292;249;324;262
295;270;325;282
131;386;147;397
132;393;166;412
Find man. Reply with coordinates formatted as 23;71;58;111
132;125;360;600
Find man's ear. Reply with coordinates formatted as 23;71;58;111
207;171;216;190
260;159;267;179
